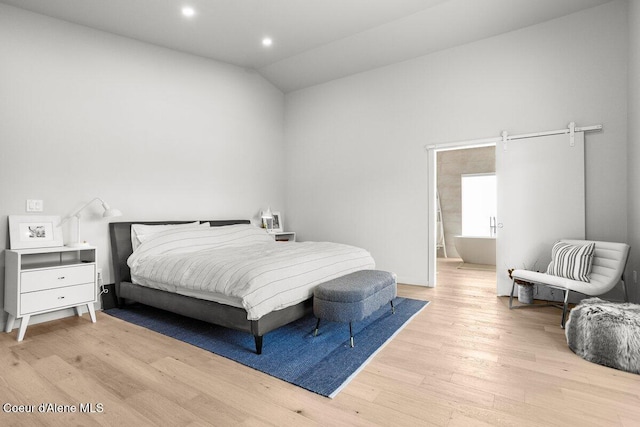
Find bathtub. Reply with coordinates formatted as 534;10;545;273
453;236;496;265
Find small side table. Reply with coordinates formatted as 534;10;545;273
4;246;98;341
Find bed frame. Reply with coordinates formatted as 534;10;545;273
108;220;313;354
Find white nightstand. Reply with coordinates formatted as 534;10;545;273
4;246;98;341
269;231;296;242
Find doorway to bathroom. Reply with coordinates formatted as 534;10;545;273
427;124;592;293
434;145;497;287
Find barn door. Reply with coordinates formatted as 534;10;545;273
495;131;585;297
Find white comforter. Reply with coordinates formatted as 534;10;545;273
127;224;375;320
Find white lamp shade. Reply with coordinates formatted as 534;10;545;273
103;208;122;218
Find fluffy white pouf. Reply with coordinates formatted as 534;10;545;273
565;297;640;374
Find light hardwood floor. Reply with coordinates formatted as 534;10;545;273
1;258;639;426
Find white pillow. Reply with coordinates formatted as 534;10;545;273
128;224;274;263
131;222;207;251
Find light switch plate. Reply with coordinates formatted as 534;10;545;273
26;199;43;212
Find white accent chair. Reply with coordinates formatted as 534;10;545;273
510;239;630;328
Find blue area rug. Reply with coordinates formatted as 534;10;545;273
105;297;428;397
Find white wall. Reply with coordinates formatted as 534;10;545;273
627;0;640;303
285;1;628;286
0;4;285;326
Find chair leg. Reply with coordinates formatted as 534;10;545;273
509;278;516;309
622;277;629;303
349;322;354;348
561;289;570;329
314;318;321;336
390;300;395;314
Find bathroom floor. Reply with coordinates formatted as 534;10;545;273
436;257;497;292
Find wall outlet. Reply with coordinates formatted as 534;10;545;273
26;199;43;212
97;268;103;286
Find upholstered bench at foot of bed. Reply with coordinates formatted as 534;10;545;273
313;270;397;348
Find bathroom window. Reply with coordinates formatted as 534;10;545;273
461;173;496;237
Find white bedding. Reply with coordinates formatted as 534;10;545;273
127;224;375;320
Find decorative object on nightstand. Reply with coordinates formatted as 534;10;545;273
8;215;64;249
62;197;122;248
261;207;273;231
270;211;283;232
4;245;98;341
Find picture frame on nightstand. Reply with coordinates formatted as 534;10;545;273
8;215;64;249
271;212;283;233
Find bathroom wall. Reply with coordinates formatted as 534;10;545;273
436;146;496;258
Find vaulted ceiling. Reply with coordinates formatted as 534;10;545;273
0;0;613;92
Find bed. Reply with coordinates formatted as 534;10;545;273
108;220;375;354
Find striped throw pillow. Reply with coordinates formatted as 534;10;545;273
546;241;595;282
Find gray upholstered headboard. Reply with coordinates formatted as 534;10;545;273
108;220;251;293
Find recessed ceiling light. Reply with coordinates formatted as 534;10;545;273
262;37;273;47
181;6;195;18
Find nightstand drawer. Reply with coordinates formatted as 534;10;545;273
20;283;95;315
21;265;95;293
